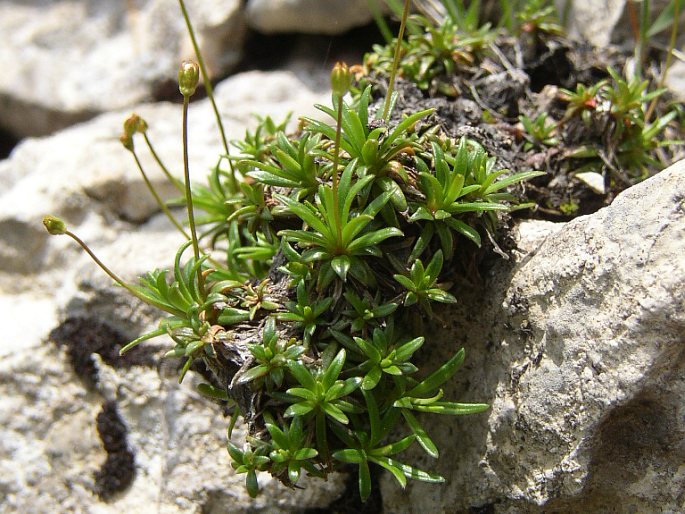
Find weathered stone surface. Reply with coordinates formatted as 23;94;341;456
554;0;678;47
0;316;346;513
0;0;246;138
380;160;685;512
665;59;685;102
0;67;328;280
246;0;379;34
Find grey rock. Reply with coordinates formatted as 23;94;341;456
0;323;346;513
380;159;685;512
665;58;685;103
0;0;246;138
246;0;379;34
0;67;328;279
555;0;679;47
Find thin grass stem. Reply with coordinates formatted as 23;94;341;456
382;0;411;121
143;133;184;192
182;96;206;299
332;95;344;247
177;0;238;192
64;230;148;303
646;0;681;121
131;149;190;238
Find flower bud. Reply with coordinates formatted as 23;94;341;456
330;62;352;98
124;113;148;136
119;133;134;152
178;60;200;98
42;215;67;235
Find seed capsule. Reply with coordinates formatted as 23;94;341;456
42;215;67;235
124;113;148;136
330;62;352;98
178;60;200;97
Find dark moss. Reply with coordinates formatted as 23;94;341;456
94;400;135;500
49;317;158;388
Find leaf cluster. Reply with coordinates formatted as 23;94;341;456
120;86;539;500
108;0;555;498
559;67;681;180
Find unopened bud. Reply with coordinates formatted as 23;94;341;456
330;62;352;98
120;133;134;152
178;60;200;97
124;113;148;137
43;215;67;235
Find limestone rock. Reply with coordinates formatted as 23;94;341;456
380;160;685;512
0;0;246;138
0;320;345;513
0;67;328;279
555;0;679;47
246;0;378;34
665;58;685;103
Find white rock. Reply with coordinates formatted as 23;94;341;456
665;59;685;102
0;336;345;513
381;160;685;512
0;0;246;138
246;0;378;34
0;67;329;279
574;171;605;195
555;0;679;47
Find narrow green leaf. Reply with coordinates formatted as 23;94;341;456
407;348;466;397
331;255;351;281
197;383;229;401
236;364;270;385
347;227;403;253
265;422;290;450
427;289;458;304
288;360;316;390
286;387;318;401
322;349;346;390
333;448;366;464
323;403;350;424
394;337;425;361
404;401;490;415
362;366;383;390
284;402;315;417
386;109;434;146
370;455;407;488
443;218;481;246
483;170;546;195
401;409;439;458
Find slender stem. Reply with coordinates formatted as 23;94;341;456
177;0;238;192
332;95;344;247
65;230;147;302
182;96;206;299
316;411;330;469
635;0;651;79
131;149;190;239
368;0;393;43
382;0;411;121
626;0;641;42
143;133;184;192
646;0;680;121
499;0;514;31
